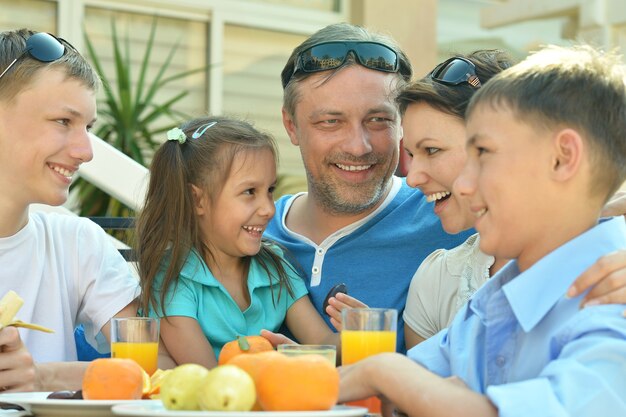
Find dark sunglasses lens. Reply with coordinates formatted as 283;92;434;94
355;43;398;71
299;43;348;72
27;32;64;62
433;59;473;84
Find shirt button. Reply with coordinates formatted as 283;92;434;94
312;266;320;274
317;248;324;255
496;356;506;367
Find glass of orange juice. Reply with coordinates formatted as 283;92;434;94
111;317;159;375
341;308;397;415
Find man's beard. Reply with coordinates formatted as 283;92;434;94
306;164;393;215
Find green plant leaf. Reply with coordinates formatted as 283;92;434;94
78;16;209;226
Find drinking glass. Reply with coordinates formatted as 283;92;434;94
341;308;397;415
111;317;159;375
277;344;337;365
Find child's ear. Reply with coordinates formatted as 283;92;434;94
190;183;207;215
551;128;583;182
282;107;299;146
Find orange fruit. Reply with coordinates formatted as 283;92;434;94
218;335;273;365
257;354;339;411
228;351;283;410
144;368;171;399
82;358;144;400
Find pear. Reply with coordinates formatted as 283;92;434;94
198;365;256;411
160;363;209;410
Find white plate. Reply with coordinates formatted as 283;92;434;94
0;392;153;417
111;403;368;417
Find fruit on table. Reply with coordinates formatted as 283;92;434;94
227;350;283;411
82;358;144;400
198;365;256;412
257;353;339;411
218;335;273;365
160;363;209;410
144;368;172;399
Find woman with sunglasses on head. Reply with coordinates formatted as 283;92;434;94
136;116;343;368
0;28;144;391
399;49;626;350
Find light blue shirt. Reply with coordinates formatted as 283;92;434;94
408;217;626;417
149;249;308;359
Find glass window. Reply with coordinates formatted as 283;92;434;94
84;7;208;131
238;0;339;13
0;0;57;33
223;24;307;177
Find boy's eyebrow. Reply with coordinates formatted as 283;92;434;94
62;106;96;125
466;134;482;148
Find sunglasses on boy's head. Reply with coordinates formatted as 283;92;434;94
429;57;482;88
283;41;400;88
0;32;66;81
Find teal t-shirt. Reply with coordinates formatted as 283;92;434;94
149;249;308;359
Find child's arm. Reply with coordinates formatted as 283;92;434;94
284;297;339;349
339;352;497;417
159;316;218;369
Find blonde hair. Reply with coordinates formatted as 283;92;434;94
0;28;99;102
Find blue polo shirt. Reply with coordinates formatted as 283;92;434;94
408;217;626;416
266;176;472;352
149;249;308;359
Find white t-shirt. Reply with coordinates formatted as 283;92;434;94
0;212;139;363
403;233;494;340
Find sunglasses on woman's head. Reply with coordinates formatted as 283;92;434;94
429;57;482;88
283;41;400;88
0;32;67;81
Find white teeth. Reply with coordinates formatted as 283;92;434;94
243;225;263;233
336;163;371;172
51;165;73;178
426;191;451;203
475;208;487;218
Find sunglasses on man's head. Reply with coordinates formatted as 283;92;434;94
283;41;400;88
430;57;482;88
0;32;66;80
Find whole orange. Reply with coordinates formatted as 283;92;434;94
257;354;339;411
82;358;144;400
218;335;273;365
227;350;283;410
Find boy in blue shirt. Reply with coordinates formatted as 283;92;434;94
338;44;626;417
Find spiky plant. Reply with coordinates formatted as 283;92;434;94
72;16;207;220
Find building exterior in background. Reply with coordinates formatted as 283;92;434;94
2;0;624;193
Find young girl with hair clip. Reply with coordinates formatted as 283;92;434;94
136;116;340;367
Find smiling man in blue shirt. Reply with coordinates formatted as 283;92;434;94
337;44;626;417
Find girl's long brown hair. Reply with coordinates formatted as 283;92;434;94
136;116;297;317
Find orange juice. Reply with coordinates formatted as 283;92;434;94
342;330;396;413
111;342;158;375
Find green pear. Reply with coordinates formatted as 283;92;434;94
160;363;209;410
198;365;256;411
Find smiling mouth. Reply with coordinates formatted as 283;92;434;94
426;191;451;204
475;208;487;218
335;163;372;172
242;225;264;236
48;163;75;179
